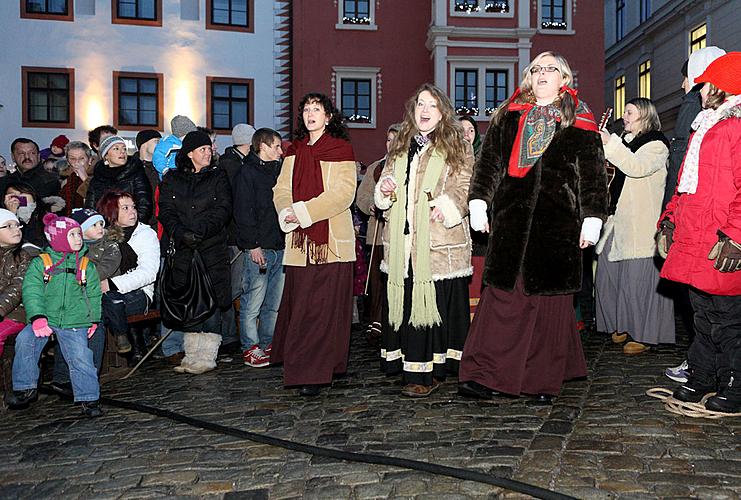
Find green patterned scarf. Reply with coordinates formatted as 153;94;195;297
387;147;446;331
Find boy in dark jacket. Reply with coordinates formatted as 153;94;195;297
5;213;103;417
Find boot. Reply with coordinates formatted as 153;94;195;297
673;372;716;403
705;371;741;413
81;400;104;418
5;389;38;410
173;332;200;373
183;332;221;374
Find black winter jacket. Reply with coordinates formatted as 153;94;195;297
158;166;233;309
85;157;154;224
233;151;284;251
4;164;60;199
217;146;247;246
661;88;702;210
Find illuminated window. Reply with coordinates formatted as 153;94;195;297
207;77;253;132
21;0;73;21
22;66;74;128
690;24;707;54
113;72;163;131
616;0;625;41
638;60;651;99
614;75;626;119
206;0;252;32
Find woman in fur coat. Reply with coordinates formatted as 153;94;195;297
596;98;675;355
459;52;609;403
375;83;474;398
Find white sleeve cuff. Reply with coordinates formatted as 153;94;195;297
292;201;312;229
374;175;395;211
469;199;488;232
278;207;299;233
430;194;463;229
580;217;603;245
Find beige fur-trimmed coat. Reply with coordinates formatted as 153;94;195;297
374;143;474;281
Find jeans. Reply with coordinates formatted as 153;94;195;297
239;249;285;350
53;321;106;384
13;325;99;402
102;289;150;336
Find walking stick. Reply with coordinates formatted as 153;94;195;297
122;328;173;379
364;216;381;295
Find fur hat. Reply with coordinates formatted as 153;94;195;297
180;131;212;156
99;135;126;161
688;46;726;87
171;115;197;138
232;123;256;146
71;208;105;235
43;213;81;253
695;51;741;95
135;129;162;150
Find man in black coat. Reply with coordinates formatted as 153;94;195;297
4;138;60;199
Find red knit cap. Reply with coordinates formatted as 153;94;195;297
51;134;70;150
695;52;741;95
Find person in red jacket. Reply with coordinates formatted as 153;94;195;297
657;52;741;414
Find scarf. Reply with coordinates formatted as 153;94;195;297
284;134;355;263
386;144;446;331
507;86;598;178
678;94;741;194
118;224;138;274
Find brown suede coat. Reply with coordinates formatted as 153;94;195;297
375;143;474;280
0;245;32;322
470;111;608;295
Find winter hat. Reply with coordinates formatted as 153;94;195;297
0;209;19;227
687;46;726;87
170;115;197;138
43;213;81;253
180;131;212;156
71;208;105;234
135;129;162;150
50;135;70;151
695;52;741;95
99;135;126;161
232;123;256;146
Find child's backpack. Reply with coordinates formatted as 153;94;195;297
39;253;90;287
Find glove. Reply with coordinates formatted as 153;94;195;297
655;219;675;259
87;324;98;339
181;230;202;249
32;318;53;338
708;233;741;272
469;199;488;232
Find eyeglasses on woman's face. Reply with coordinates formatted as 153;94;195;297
0;222;23;231
529;65;560;74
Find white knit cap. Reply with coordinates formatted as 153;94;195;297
0;208;19;227
99;135;126;161
688;46;726;87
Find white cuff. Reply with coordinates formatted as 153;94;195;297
580;217;603;245
430;194;463;229
278;207;299;233
374;175;395;211
469;199;488;232
292;201;312;229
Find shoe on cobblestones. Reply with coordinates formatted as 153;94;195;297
81;400;103;418
264;343;272;356
115;333;132;354
665;360;690;383
623;341;649;355
297;384;321;397
401;381;439;398
243;345;270;367
611;331;628;344
165;352;185;366
673;376;716;403
458;380;496;400
705;372;741;413
531;394;554;405
5;389;38;409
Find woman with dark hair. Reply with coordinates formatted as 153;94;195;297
458;115;482;157
596;97;674;354
272;92;356;396
95;189;160;353
1;181;48;251
375;84;474;397
459;51;608;403
158;131;232;374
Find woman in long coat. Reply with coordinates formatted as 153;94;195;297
459;51;609;403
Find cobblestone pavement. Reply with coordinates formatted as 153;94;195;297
1;325;740;499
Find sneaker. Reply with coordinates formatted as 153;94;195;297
81;400;104;418
243;345;270;368
673;375;716;404
264;343;272;356
705;372;741;413
665;360;690;383
5;389;38;410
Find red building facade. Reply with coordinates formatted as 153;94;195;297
292;0;604;163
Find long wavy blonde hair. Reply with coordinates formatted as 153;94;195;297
492;51;578;128
388;83;468;174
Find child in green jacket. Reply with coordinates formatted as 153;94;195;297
5;213;103;417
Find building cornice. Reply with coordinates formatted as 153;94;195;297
426;25;537;50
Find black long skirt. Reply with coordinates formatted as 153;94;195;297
380;275;470;386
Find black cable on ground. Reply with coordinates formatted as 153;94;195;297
37;387;575;500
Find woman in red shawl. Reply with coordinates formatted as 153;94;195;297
272;93;357;397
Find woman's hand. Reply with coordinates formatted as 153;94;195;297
379;178;397;197
430;206;445;223
284;208;299;224
579;237;594;249
599;129;611;145
3;195;19;214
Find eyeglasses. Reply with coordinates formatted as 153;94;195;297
529;65;560;74
0;223;23;231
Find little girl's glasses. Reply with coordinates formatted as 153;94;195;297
0;223;23;230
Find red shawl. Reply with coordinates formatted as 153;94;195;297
507;86;598;178
284;133;355;262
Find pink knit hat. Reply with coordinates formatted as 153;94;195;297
43;213;81;253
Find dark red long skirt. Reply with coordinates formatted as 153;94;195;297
459;279;587;396
271;262;353;387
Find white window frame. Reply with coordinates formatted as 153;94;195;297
336;0;377;31
333;66;379;129
448;58;516;121
449;0;514;19
537;0;574;35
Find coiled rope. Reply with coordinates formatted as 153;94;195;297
646;388;741;419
